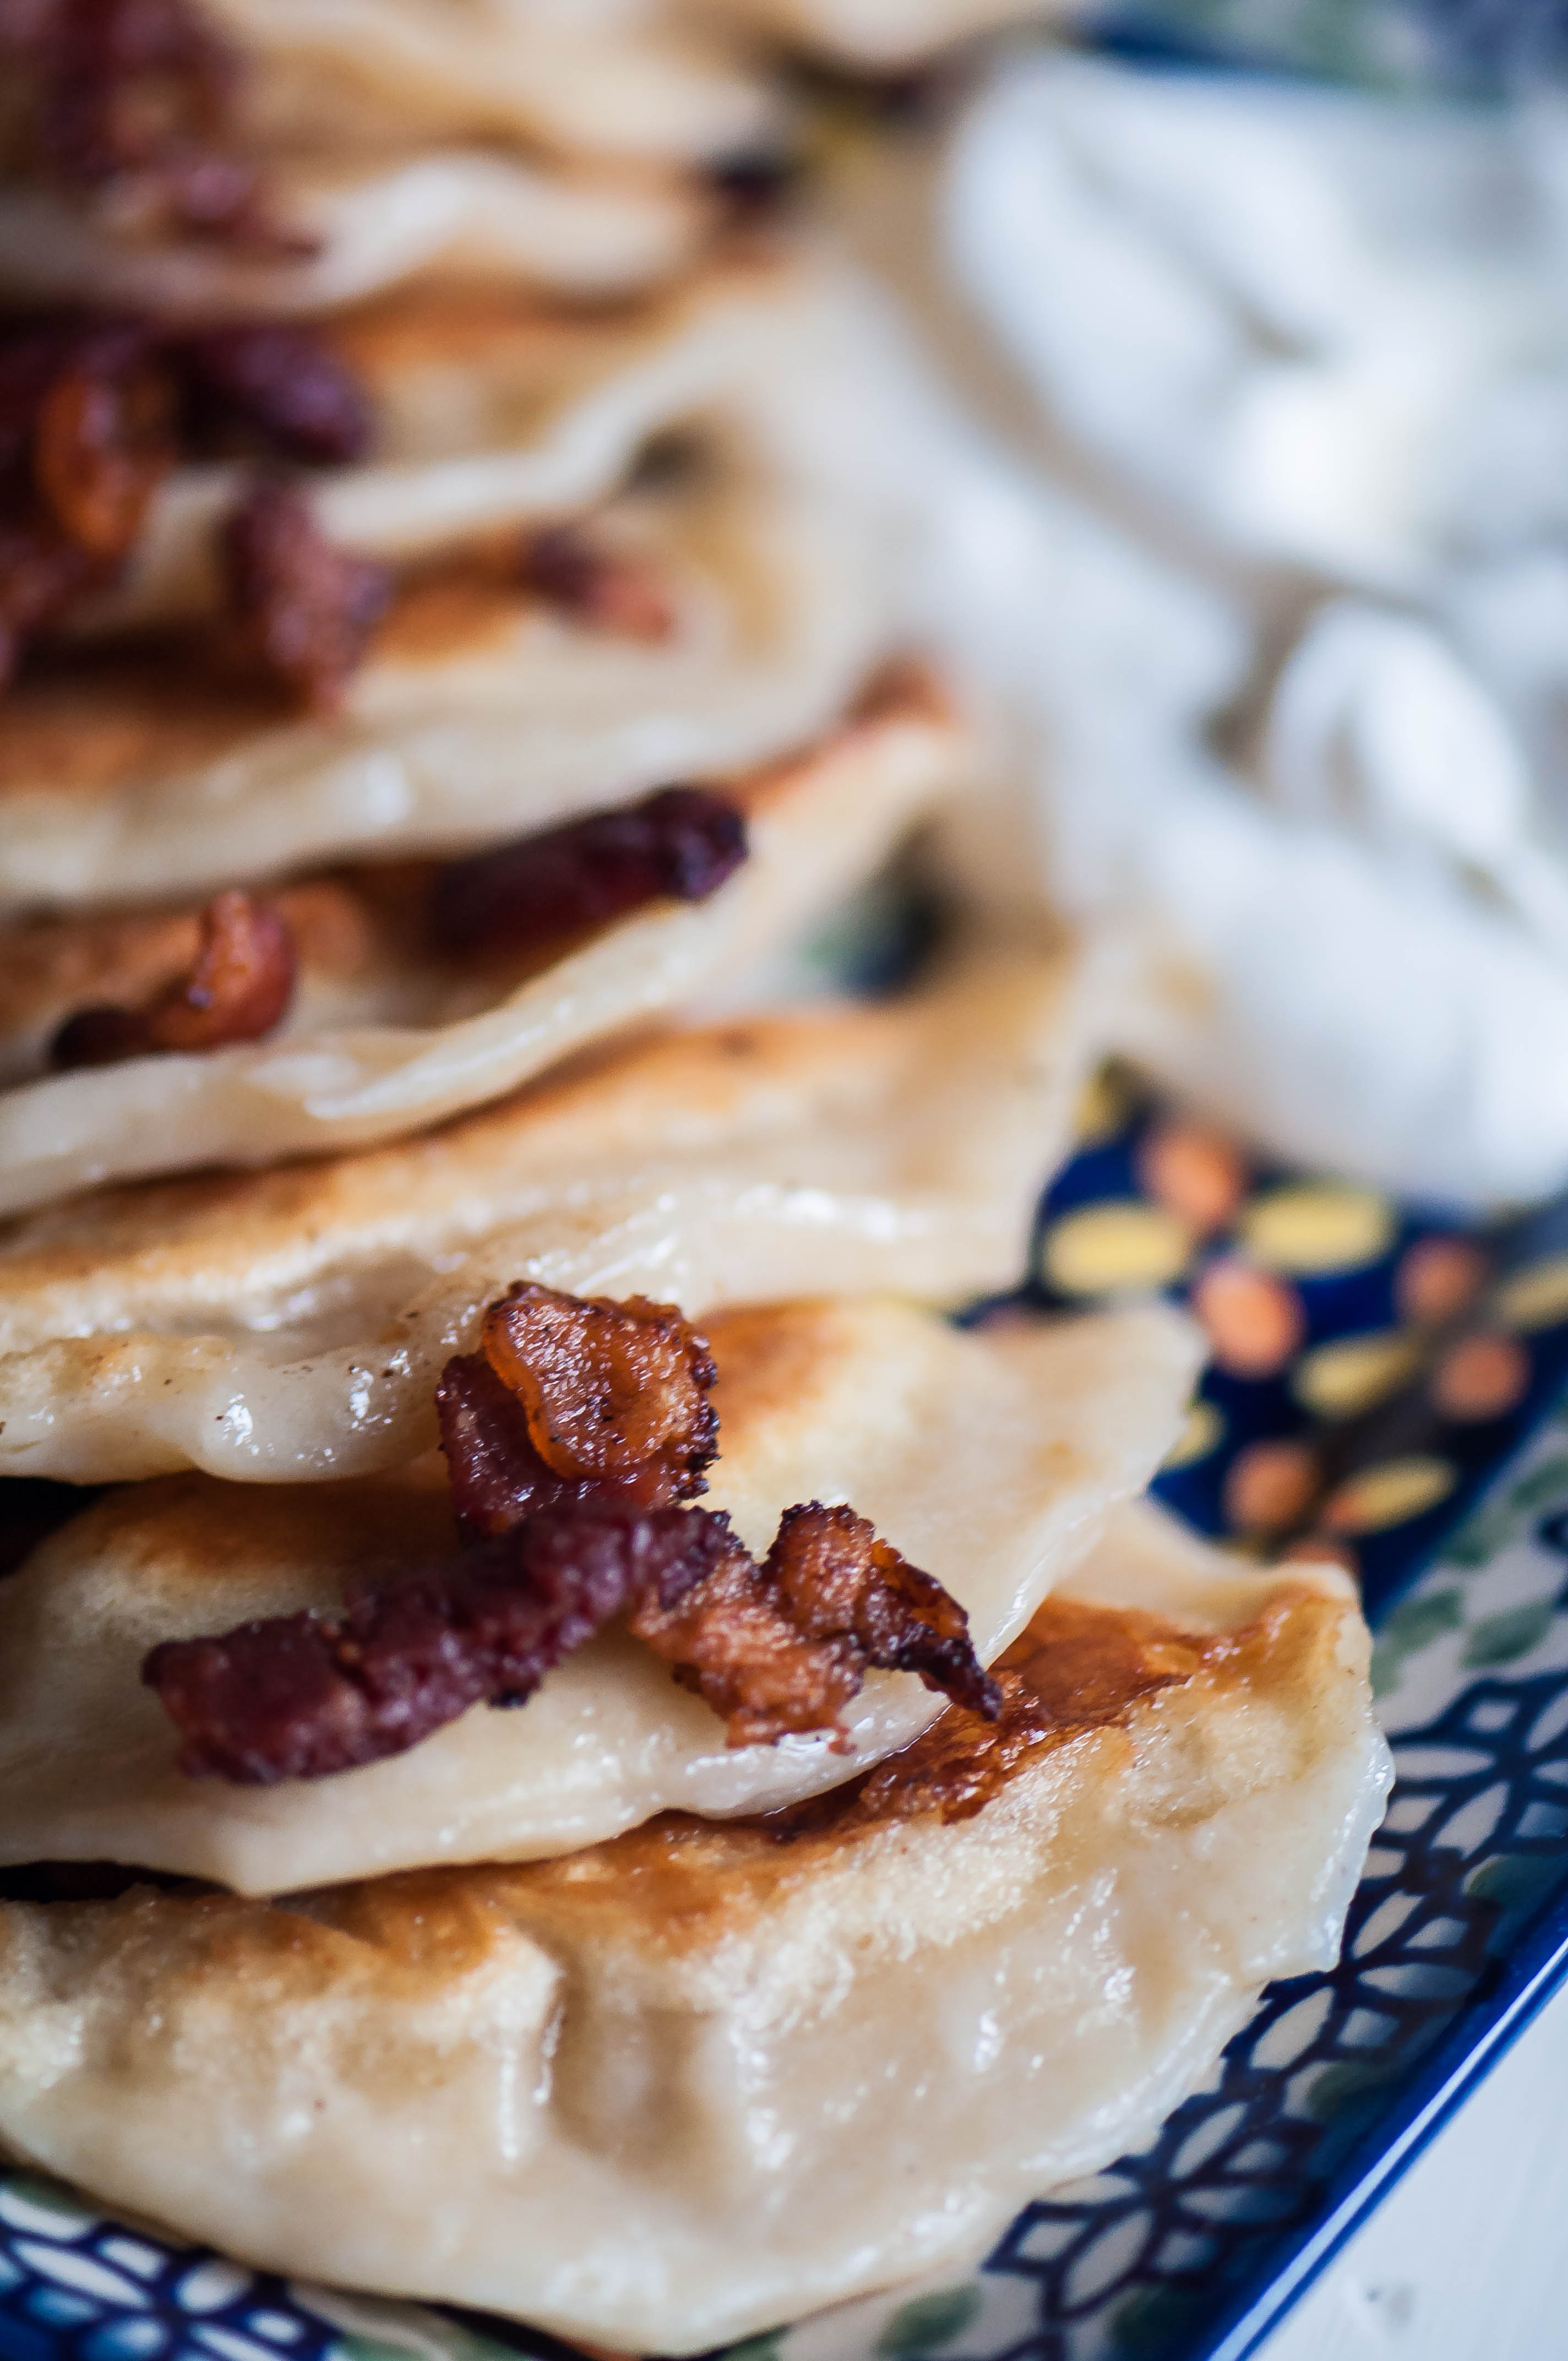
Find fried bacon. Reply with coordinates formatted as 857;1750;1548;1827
435;1350;603;1543
631;1500;1000;1749
427;783;748;962
220;483;391;711
0;314;170;683
436;1287;717;1539
143;1493;996;1781
176;325;371;465
521;523;676;644
145;1286;997;1781
0;312;373;684
142;1503;741;1784
50;888;295;1067
482;1285;719;1501
12;0;296;251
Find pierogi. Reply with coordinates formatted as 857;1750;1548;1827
0;1295;1202;1893
0;945;1095;1483
0;156;714;319
204;0;777;167
0;683;959;1216
0;1503;1390;2352
0;269;900;917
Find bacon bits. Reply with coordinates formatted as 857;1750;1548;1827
142;1503;738;1784
481;1285;718;1502
435;1350;604;1542
0;314;170;680
631;1499;1000;1750
148;1281;998;1782
16;0;290;249
428;784;748;962
177;326;372;465
521;524;675;643
144;1492;997;1780
220;484;391;711
50;889;295;1067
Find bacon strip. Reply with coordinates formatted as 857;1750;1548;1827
220;483;391;712
145;1289;997;1781
631;1500;1000;1749
176;326;372;465
428;784;748;962
13;0;298;251
0;314;170;684
143;1504;740;1785
50;889;295;1068
0;313;372;684
437;1287;717;1539
481;1284;718;1500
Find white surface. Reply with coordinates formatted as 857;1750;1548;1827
1259;1978;1568;2359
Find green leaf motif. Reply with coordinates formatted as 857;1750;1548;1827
1462;1601;1555;1667
1371;1587;1466;1695
1382;1590;1464;1651
1509;1454;1568;1513
1466;1851;1568;1917
1110;2284;1207;2355
1304;2058;1404;2124
719;2338;786;2361
875;2286;982;2356
1440;1511;1515;1570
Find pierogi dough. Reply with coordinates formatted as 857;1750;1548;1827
0;683;959;1217
0;945;1097;1484
0;156;712;318
0;1504;1390;2352
0;0;764;317
205;0;777;167
71;265;874;648
0;1296;1201;1892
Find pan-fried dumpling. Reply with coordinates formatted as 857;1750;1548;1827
0;270;899;918
80;266;849;644
207;0;777;167
0;1502;1389;2352
0;0;762;315
0;1296;1201;1893
0;155;712;318
0;944;1097;1483
0;683;959;1215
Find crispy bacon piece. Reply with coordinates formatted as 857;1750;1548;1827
32;357;169;553
631;1500;999;1749
142;1503;739;1783
435;1350;602;1543
435;1288;717;1539
177;325;372;465
14;0;297;251
522;524;675;644
0;313;171;681
220;483;391;711
481;1284;718;1501
50;889;295;1067
146;1284;995;1782
427;784;748;962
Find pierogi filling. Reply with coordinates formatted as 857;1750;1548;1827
143;1283;998;1780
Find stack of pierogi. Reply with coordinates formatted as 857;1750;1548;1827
0;5;1389;2354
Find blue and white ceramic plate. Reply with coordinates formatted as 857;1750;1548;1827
4;1087;1568;2361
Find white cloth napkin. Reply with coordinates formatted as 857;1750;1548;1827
873;48;1568;1208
